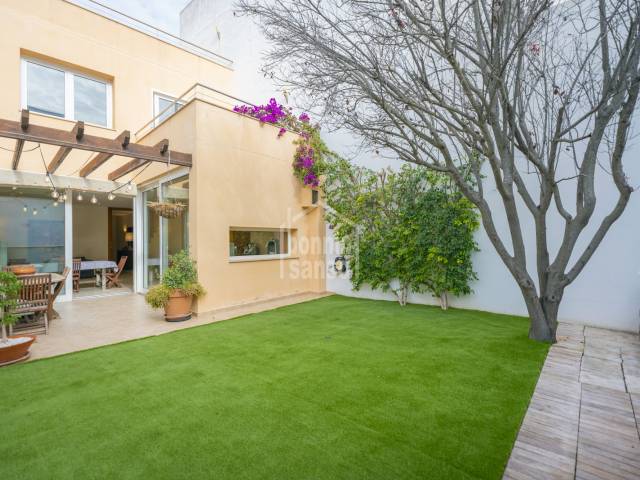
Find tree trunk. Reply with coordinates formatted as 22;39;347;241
523;293;557;342
394;286;409;306
0;305;7;344
439;292;449;310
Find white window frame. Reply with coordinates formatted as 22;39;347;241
152;91;186;127
229;227;293;263
20;57;113;129
134;167;190;293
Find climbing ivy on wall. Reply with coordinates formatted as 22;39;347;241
324;160;479;308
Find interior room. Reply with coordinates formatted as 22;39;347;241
72;190;134;298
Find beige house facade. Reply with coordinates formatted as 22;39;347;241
0;0;326;314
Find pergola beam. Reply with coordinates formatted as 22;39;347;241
108;158;147;181
0;116;191;166
11;140;24;170
107;139;169;181
79;130;130;177
47;121;85;174
11;110;29;170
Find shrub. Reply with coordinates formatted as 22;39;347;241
324;161;479;308
145;251;205;309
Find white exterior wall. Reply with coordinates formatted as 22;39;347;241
181;0;640;333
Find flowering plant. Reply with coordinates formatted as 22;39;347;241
233;98;330;187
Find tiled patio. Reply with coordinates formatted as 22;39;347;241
503;323;640;480
28;291;331;360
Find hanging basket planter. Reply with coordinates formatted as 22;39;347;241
148;201;186;219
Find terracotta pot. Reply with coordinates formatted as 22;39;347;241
164;290;193;322
0;335;36;366
10;264;36;275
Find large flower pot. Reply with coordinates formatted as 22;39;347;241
164;290;193;322
0;335;36;367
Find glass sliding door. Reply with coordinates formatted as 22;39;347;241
161;175;189;270
0;186;65;273
143;187;160;288
139;172;190;291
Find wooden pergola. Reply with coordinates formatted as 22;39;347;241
0;110;192;182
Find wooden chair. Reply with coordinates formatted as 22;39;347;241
11;274;52;335
105;256;128;288
50;267;70;320
72;258;82;293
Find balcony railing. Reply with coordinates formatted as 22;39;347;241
134;84;260;140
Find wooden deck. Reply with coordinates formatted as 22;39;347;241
503;323;640;480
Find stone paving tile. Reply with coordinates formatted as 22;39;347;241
503;324;640;480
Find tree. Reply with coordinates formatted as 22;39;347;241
414;186;480;309
324;160;478;307
238;0;640;341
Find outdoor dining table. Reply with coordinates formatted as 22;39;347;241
80;260;119;291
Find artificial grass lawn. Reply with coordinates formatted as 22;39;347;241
0;295;548;480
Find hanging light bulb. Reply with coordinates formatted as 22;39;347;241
107;192;116;201
60;193;67;202
90;194;98;204
22;205;28;213
53;201;59;207
51;190;60;199
126;183;133;192
32;208;38;216
76;192;83;201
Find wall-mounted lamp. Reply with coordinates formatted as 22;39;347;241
334;256;347;273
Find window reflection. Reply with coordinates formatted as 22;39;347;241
26;62;65;118
74;75;108;126
0;187;65;273
162;176;189;267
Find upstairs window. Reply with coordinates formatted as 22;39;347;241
153;92;185;125
25;62;65;118
21;58;112;128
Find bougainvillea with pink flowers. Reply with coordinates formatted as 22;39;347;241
233;98;330;187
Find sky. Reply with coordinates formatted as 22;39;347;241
100;0;191;34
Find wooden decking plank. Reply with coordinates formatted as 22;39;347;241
503;323;640;480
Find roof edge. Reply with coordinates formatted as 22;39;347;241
63;0;234;70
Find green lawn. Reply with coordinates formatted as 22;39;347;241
0;295;548;480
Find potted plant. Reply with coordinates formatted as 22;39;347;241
145;250;205;322
0;271;35;366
